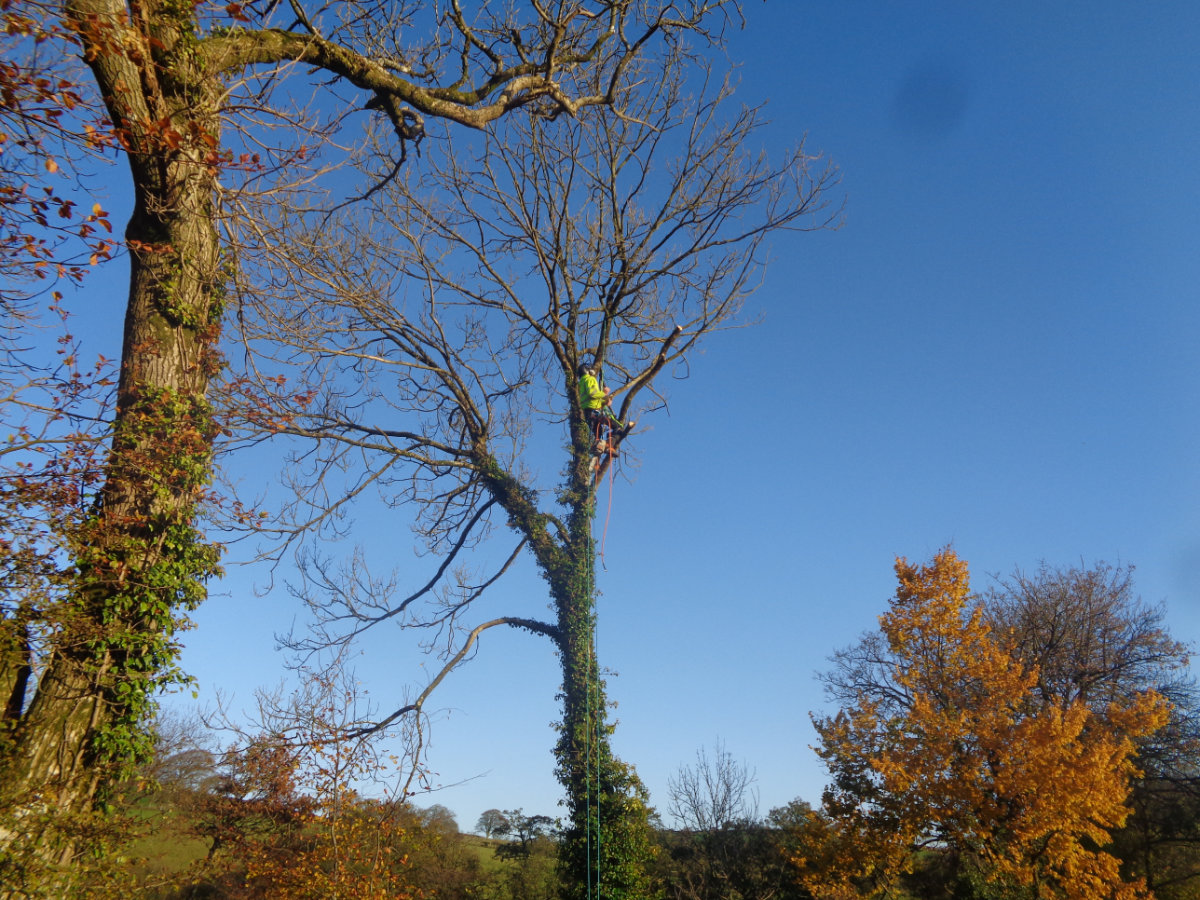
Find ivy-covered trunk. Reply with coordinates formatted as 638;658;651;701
0;0;222;884
551;429;656;900
477;406;656;900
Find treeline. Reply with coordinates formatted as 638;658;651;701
40;555;1200;900
800;552;1199;900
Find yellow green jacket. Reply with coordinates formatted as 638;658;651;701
578;372;606;411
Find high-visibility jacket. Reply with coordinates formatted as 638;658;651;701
578;372;606;411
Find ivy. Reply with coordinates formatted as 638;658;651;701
546;437;657;900
73;380;223;781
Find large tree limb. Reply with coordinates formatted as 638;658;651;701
352;615;559;740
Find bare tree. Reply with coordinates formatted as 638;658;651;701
983;562;1191;707
0;0;740;886
668;741;759;833
228;45;837;897
660;743;800;900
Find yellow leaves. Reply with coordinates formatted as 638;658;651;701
893;547;971;609
790;809;910;900
1107;688;1171;747
811;548;1170;900
241;809;418;900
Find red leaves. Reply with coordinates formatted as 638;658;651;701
2;1;117;293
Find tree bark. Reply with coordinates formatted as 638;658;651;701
0;0;223;881
480;416;655;900
0;0;758;888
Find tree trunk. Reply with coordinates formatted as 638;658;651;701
551;431;655;900
476;412;654;899
0;0;223;883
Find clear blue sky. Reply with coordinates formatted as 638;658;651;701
116;1;1200;831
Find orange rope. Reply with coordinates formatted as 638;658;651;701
586;409;619;567
599;440;616;568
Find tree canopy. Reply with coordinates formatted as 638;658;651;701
0;0;759;890
807;549;1170;900
221;34;836;896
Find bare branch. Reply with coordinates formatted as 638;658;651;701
352;615;559;740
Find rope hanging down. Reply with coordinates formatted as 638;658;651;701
584;493;601;898
592;419;620;568
583;431;617;899
578;358;635;896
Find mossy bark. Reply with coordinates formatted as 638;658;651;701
0;0;223;886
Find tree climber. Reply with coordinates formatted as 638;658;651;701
577;362;634;454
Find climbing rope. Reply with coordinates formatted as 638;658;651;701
584;500;599;899
591;565;602;900
583;430;611;899
594;421;619;569
581;393;624;897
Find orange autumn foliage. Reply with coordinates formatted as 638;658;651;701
175;732;423;900
238;803;420;900
805;549;1169;900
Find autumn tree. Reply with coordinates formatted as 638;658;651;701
126;657;423;898
0;12;115;874
761;800;824;900
807;549;1169;900
137;733;420;900
225;38;837;897
0;0;744;885
983;563;1200;899
0;323;119;896
0;0;113;312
